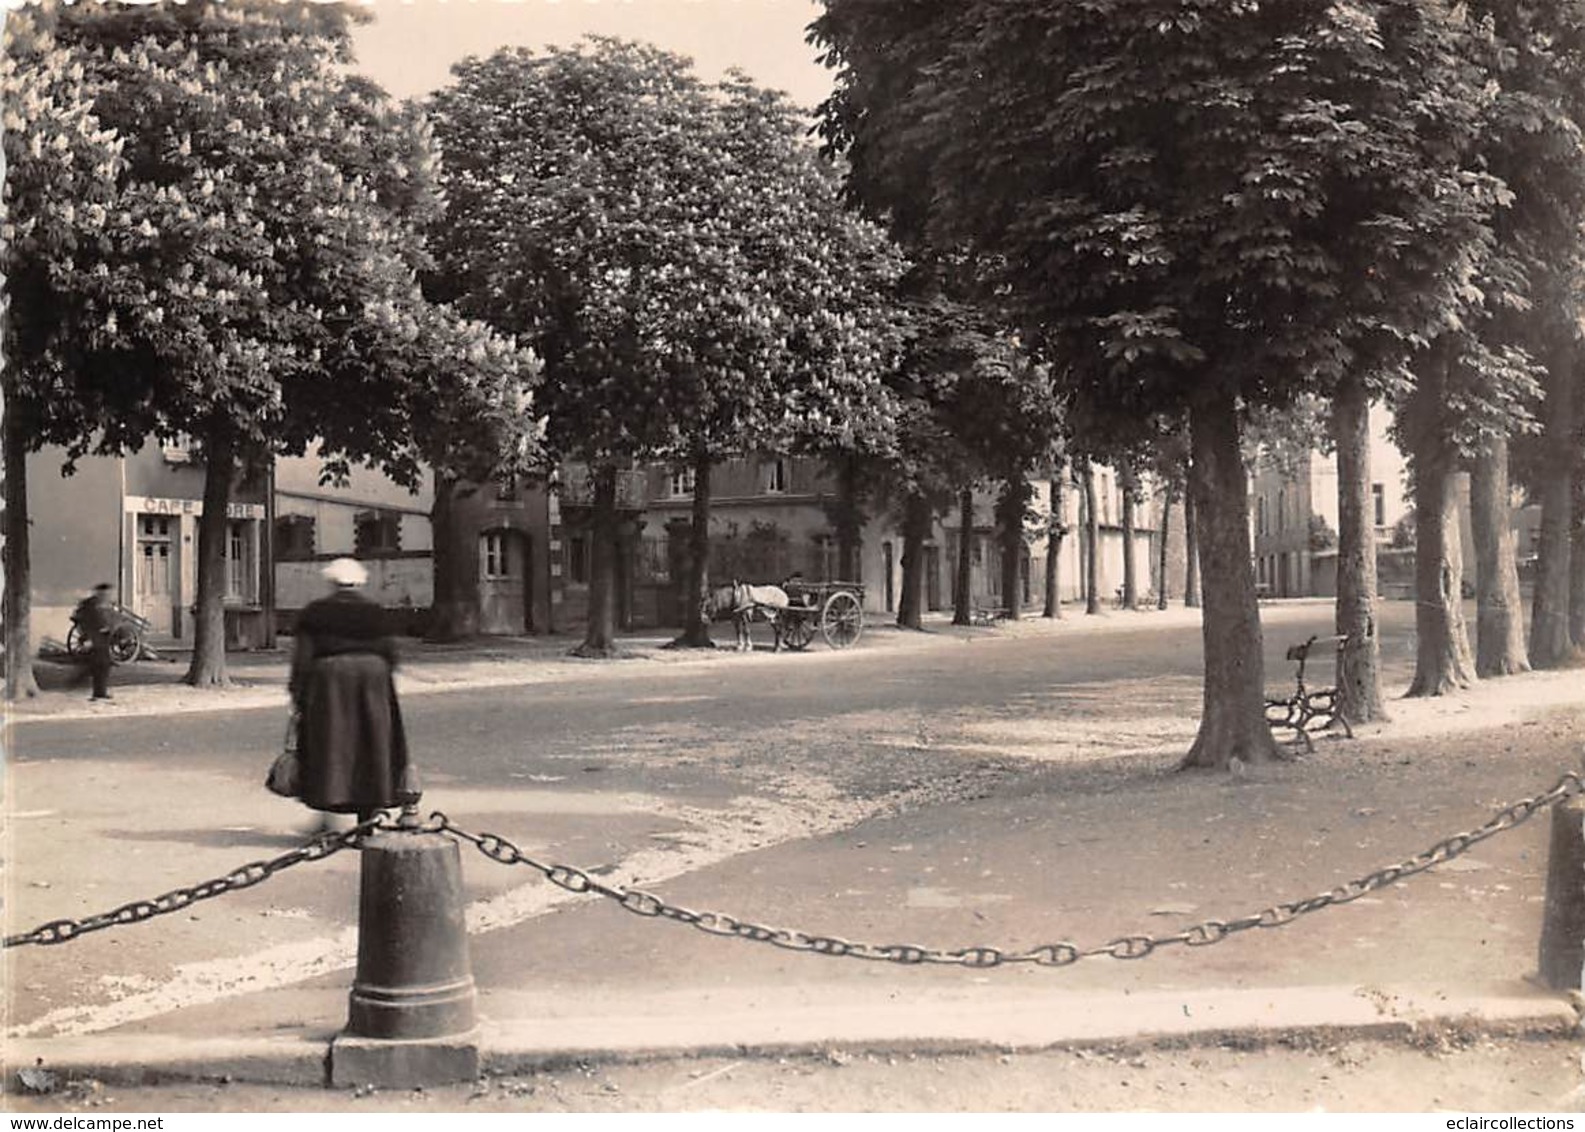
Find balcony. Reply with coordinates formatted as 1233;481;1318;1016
557;466;647;511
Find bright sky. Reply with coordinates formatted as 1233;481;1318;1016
347;0;832;109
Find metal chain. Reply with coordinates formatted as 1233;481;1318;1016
8;771;1582;964
2;818;388;948
434;770;1585;969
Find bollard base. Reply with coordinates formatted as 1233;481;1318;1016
329;1029;481;1089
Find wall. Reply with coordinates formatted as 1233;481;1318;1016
26;448;124;643
1250;455;1316;597
277;557;434;613
451;477;551;635
274;450;433;513
627;456;1166;627
28;444;269;644
273;451;433;617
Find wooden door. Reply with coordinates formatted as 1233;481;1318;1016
135;514;176;635
479;529;528;634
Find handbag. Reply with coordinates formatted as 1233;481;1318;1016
265;710;303;798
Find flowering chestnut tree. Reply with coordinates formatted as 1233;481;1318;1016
425;39;903;655
5;0;537;689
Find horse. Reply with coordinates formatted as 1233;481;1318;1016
701;581;791;652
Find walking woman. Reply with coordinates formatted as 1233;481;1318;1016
288;557;419;827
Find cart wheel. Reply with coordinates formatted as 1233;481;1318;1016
781;615;815;652
66;624;89;657
109;625;141;665
820;590;864;649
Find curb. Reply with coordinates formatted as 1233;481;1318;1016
7;988;1578;1090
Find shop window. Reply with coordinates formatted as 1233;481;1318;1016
274;514;316;561
354;510;401;557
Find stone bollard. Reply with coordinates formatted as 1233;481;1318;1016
1537;796;1585;992
329;809;480;1088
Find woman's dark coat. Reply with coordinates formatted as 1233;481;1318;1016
288;589;416;814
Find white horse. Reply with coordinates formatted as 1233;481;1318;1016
703;581;791;652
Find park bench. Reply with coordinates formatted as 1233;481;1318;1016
970;605;1008;626
1264;633;1354;752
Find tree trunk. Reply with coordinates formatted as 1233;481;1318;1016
1044;471;1065;619
3;397;39;700
614;519;634;632
952;485;972;625
1;101;37;699
836;457;861;582
896;492;930;630
426;472;481;642
1403;350;1476;696
1081;462;1101;615
1405;460;1476;694
1119;463;1138;609
1183;481;1201;608
1180;390;1282;769
674;453;716;648
1470;436;1529;677
997;475;1028;620
574;464;620;657
1156;489;1172;610
184;421;236;687
1331;374;1387;723
1530;331;1576;668
1570;457;1585;648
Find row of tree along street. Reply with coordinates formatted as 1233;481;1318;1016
4;0;1585;771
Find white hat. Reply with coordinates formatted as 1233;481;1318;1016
322;557;368;587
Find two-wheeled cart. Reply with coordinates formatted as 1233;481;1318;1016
66;602;152;665
777;580;866;651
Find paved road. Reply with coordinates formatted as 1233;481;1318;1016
13;601;1383;774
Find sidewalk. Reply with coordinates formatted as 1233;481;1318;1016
6;600;1585;1093
11;624;687;723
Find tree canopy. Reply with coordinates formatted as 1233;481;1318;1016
812;0;1495;424
424;36;906;653
425;37;904;475
811;0;1500;767
5;0;539;688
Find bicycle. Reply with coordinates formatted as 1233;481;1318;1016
1264;634;1354;753
67;601;152;666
